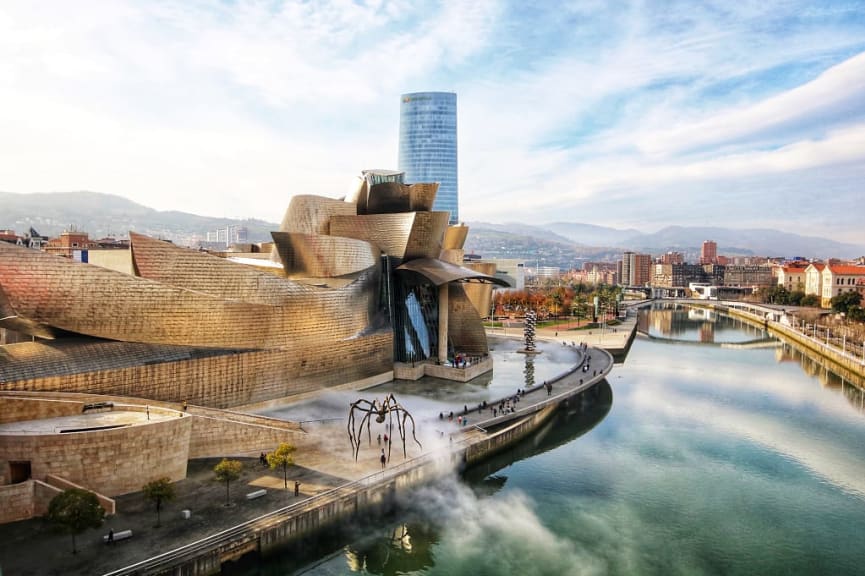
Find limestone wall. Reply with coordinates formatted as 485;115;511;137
0;477;113;524
0;413;191;496
0;480;36;523
0;397;84;424
189;414;303;459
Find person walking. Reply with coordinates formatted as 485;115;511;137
380;449;386;469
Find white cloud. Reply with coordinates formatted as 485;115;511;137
1;0;864;242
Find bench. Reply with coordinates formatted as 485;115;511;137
246;489;267;500
103;529;132;543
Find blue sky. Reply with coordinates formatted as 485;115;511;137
1;1;864;243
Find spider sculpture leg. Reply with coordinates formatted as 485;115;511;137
401;407;422;452
347;399;377;461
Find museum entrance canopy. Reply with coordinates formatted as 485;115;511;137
395;258;510;287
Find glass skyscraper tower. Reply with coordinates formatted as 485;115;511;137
398;92;458;224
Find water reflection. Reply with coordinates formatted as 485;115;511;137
638;303;768;344
775;343;865;413
465;380;613;490
343;523;437;575
523;356;535;388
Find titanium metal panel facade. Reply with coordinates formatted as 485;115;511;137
399;92;458;224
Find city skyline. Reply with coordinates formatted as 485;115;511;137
1;1;864;242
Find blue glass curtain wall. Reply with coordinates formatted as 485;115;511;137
392;271;439;363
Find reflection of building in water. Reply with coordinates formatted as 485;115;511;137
344;523;435;574
700;321;715;343
650;309;675;336
688;308;717;323
775;344;865;413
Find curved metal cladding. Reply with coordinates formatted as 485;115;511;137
408;182;438;212
443;224;469;250
462;262;498;318
330;211;449;262
0;241;376;349
448;283;489;355
270;232;379;278
132;233;307;304
364;182;439;214
366;182;411;214
279;195;357;235
344;176;367;208
131;232;379;331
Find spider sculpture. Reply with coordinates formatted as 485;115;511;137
347;393;422;462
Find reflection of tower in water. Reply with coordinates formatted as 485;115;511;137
700;321;715;343
523;356;536;387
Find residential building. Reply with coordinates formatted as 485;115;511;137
652;263;706;289
804;263;826;296
399;92;459;224
660;251;684;265
0;230;21;246
631;253;652;286
620;252;651;286
723;265;774;288
621;251;633;286
43;229;97;258
775;264;807;292
205;225;248;249
700;240;717;265
820;265;865;308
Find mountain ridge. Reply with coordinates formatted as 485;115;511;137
1;191;861;260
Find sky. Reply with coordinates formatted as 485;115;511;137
1;1;864;243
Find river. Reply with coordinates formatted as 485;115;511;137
241;304;865;576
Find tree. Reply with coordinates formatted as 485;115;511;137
267;442;297;490
143;477;176;527
788;290;806;306
213;459;243;506
800;294;821;307
848;306;865;322
47;488;105;554
831;291;862;315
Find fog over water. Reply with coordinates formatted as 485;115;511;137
244;306;865;576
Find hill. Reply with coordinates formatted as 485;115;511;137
0;191;277;245
1;191;860;262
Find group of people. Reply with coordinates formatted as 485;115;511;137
454;353;466;368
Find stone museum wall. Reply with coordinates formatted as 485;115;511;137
0;397;84;424
0;409;191;496
188;412;301;459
